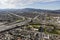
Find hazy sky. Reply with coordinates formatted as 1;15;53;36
0;0;60;10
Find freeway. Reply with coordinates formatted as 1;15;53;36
0;19;31;32
8;13;25;20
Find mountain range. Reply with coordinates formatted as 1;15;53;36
0;8;60;14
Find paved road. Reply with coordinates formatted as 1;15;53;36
0;13;31;32
9;13;25;20
0;19;31;32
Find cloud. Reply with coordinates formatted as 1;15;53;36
0;0;59;9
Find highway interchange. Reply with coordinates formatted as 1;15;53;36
0;13;31;32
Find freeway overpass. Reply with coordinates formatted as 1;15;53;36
8;13;25;20
0;13;39;32
0;19;31;32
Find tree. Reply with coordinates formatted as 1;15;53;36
38;27;44;32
